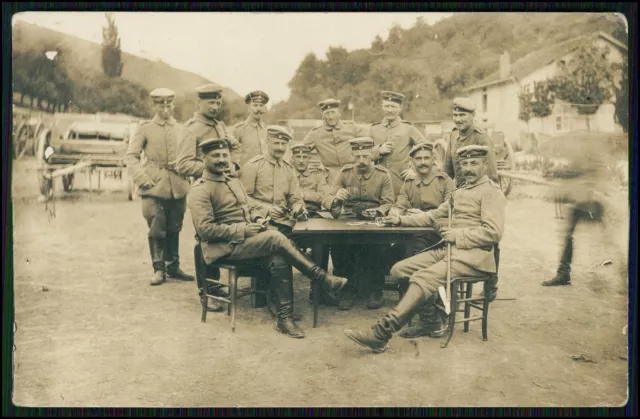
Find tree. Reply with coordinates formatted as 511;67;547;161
531;81;555;118
518;85;533;131
102;13;124;78
614;56;629;132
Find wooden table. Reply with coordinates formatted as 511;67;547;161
292;218;434;328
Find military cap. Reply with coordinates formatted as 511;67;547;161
150;87;175;105
318;98;341;112
381;91;405;105
290;141;312;155
199;137;230;152
409;141;434;157
196;83;223;100
267;125;293;142
452;97;477;113
349;137;375;151
245;90;269;104
456;145;489;160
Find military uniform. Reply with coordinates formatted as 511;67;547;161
175;84;241;179
323;137;396;310
290;142;331;214
369;91;426;196
188;138;347;338
302;99;368;184
239;126;305;231
124;88;194;286
343;145;507;353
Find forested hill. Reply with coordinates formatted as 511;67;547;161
271;13;627;123
12;20;246;122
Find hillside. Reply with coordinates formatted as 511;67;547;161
272;12;627;123
11;20;245;122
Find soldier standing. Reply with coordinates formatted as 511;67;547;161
442;97;500;301
369;91;427;197
322;137;395;310
302;99;369;184
176;83;242;179
125;88;194;286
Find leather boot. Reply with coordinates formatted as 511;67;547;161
280;242;347;295
399;295;446;338
270;258;305;339
149;237;166;286
344;284;425;353
487;245;500;301
543;237;572;286
165;233;195;281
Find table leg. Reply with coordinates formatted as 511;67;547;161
311;243;328;328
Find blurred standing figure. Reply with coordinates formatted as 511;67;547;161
442;97;500;301
176;83;242;179
302;99;369;184
369;91;426;197
125;88;194;286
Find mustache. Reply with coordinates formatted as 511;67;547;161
417;164;430;168
463;172;475;176
215;162;228;167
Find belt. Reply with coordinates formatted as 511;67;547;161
147;162;176;171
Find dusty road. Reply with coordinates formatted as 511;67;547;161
11;157;629;407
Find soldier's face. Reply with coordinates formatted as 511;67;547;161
453;111;474;131
459;157;487;184
155;103;174;120
199;98;222;119
353;149;373;171
322;109;341;127
248;101;266;118
293;154;310;172
412;150;434;175
204;148;231;174
268;138;289;160
382;101;402;120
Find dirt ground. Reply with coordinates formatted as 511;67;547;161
10;157;629;408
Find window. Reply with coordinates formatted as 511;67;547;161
482;89;488;112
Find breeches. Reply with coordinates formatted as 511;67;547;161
390;246;483;298
142;197;186;238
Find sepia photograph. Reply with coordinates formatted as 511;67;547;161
9;10;630;408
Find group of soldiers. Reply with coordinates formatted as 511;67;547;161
124;82;600;352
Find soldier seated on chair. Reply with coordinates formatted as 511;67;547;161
385;140;456;338
322;137;395;311
187;137;347;339
343;145;506;353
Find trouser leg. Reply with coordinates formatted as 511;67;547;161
266;254;305;338
543;204;579;286
142;197;167;285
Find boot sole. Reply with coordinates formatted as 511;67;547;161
343;330;387;353
542;282;572;287
168;277;195;281
150;281;165;286
276;326;305;339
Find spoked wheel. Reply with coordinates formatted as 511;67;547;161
14;124;29;160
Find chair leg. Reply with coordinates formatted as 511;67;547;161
482;280;490;342
201;289;207;323
230;269;237;333
195;244;207;323
313;278;320;328
441;283;458;349
463;282;473;333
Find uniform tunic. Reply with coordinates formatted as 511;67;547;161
294;167;331;213
443;125;499;187
302;120;369;182
393;170;456;214
176;114;241;179
369;117;426;196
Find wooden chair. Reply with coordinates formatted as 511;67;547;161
436;275;492;349
194;243;271;333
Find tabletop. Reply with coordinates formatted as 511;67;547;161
292;217;433;234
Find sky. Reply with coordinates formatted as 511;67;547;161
12;12;453;104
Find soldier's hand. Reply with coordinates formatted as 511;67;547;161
291;203;306;218
268;206;285;219
439;227;456;244
379;142;394;156
381;215;401;226
334;188;349;203
401;168;417;181
245;223;264;238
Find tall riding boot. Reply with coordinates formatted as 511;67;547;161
542;237;573;286
399;294;446;338
280;243;347;295
487;245;500;301
149;237;166;286
344;283;426;353
270;259;305;339
165;233;194;281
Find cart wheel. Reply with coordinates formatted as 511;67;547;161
14;124;29;160
62;174;74;192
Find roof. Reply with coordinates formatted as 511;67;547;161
466;32;628;92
